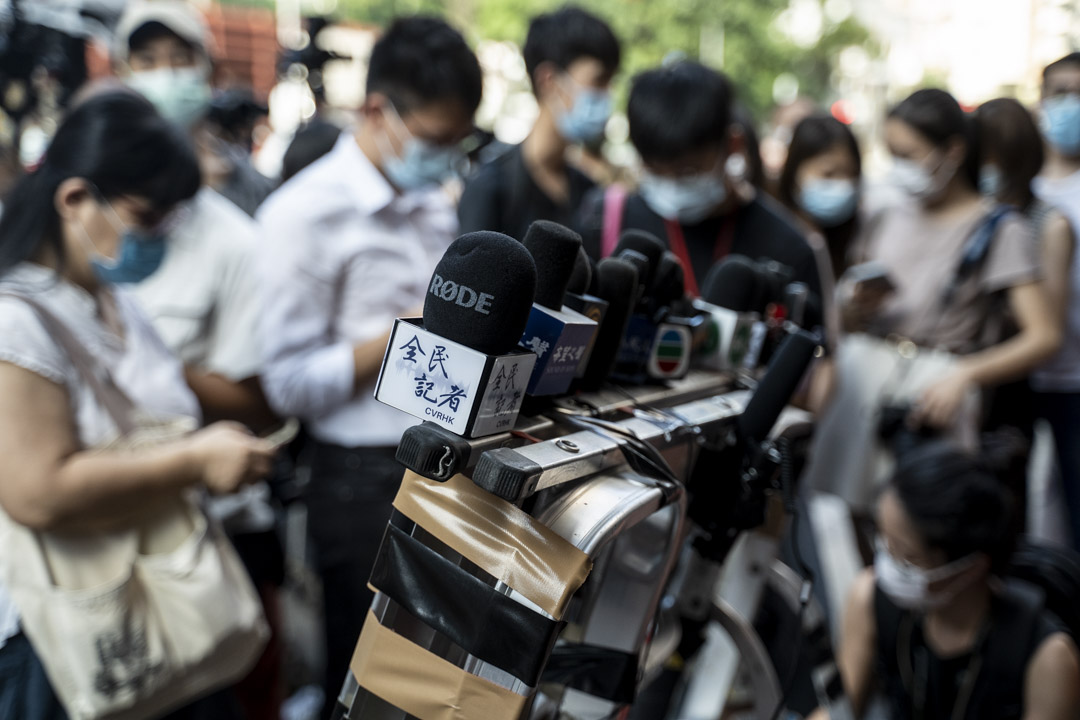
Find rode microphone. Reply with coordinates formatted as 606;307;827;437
518;221;600;396
564;247;609;379
579;257;639;389
375;231;539;438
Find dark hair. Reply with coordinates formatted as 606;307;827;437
890;441;1015;572
888;88;979;191
366;16;482;116
731;106;765;189
523;6;620;95
282;119;342;183
974;98;1044;210
0;91;201;276
1043;52;1080;84
778;114;862;273
628;61;733;164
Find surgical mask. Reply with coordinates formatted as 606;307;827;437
639;169;728;225
978;164;1003;198
888;153;953;201
378;105;466;191
874;540;978;612
80;199;168;285
797;178;859;227
555;80;612;144
125;66;212;128
1040;93;1080;157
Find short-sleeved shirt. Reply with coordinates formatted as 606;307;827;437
457;144;596;241
0;263;200;645
579;190;825;329
128;187;263;381
859;199;1040;354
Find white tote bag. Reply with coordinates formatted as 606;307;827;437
0;293;268;720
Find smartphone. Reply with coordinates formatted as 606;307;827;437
844;261;897;295
260;418;300;450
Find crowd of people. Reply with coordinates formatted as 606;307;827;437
0;1;1078;719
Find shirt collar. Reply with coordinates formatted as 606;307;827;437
331;128;451;217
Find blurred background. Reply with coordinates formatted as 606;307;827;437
3;0;1079;195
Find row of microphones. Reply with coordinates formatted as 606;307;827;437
374;221;823;450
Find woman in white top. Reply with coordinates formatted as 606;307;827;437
0;91;275;719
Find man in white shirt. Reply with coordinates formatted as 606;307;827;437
1034;52;1080;548
113;0;275;432
257;16;482;710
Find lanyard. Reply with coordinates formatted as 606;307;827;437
662;216;736;298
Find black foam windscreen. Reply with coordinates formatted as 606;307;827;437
701;254;764;313
737;329;819;445
614;230;665;287
423;231;537;355
651;251;686;309
581;258;639;386
616;249;650;301
566;247;594;298
522;220;583;311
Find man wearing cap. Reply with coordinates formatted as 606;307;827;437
112;3;282;717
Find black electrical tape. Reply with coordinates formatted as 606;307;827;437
369;523;564;686
540;643;639;704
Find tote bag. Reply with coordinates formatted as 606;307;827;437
0;292;268;720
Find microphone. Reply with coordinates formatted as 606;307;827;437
375;231;540;439
610;231;667;381
692;255;772;371
518;221;600;396
564;247;609;380
737;328;819;446
645;251;693;380
579;258;639;388
614;229;666;298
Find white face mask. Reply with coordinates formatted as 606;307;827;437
888;152;954;202
125;66;211;127
639;167;728;225
875;539;978;611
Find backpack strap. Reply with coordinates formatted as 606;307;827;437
941;204;1015;307
601;184;628;258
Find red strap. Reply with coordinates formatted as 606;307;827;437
601;184;628;258
663;217;736;298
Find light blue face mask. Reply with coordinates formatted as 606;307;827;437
639;169;728;225
80;199;168;285
1041;94;1080;157
978;164;1003;198
797;178;859;227
556;82;613;144
380;105;466;191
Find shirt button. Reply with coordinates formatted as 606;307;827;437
345;454;362;471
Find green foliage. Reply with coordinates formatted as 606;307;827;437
220;0;876;123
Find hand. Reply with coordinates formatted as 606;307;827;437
840;281;892;332
910;370;976;430
184;422;275;494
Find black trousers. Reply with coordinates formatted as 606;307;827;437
304;441;402;718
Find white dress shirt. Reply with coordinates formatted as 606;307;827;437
257;130;457;447
129;187;262;381
0;263;200;646
128;187;272;534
